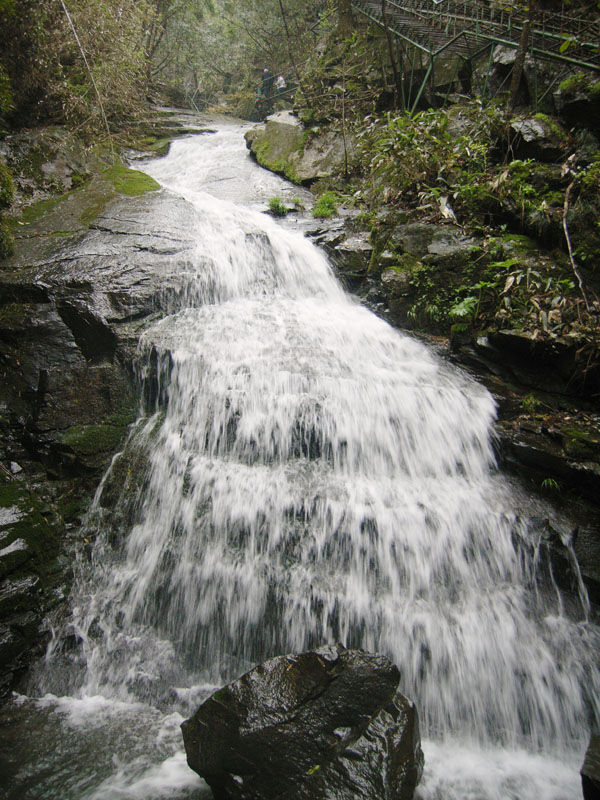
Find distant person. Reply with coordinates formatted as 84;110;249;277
275;75;286;96
262;68;275;99
255;87;269;119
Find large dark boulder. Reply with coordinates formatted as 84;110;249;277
582;733;600;799
181;644;423;800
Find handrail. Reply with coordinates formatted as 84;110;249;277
351;0;600;71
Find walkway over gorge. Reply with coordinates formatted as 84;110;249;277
350;0;600;109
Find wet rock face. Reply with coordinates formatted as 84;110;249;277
181;645;423;800
0;190;205;698
0;478;63;697
582;733;600;799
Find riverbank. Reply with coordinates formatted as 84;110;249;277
243;103;600;610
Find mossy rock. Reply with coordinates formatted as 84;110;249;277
533;113;569;143
0;474;65;695
560;426;600;461
62;423;129;457
17;193;65;225
492;233;537;259
558;73;595;97
0;160;14;258
0;478;60;582
103;165;160;196
251;130;303;185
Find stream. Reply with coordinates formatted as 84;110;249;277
0;116;598;800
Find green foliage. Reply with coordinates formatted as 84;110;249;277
0;0;152;129
0;160;14;210
0;219;14;258
358;102;500;211
404;264;452;329
157;0;331;111
521;393;542;414
0;159;14;258
268;195;288;216
312;190;338;218
541;477;560;493
449;295;478;321
577;155;600;200
300;29;387;125
355;102;578;245
0;63;13;121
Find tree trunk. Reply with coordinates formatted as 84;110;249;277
381;1;403;109
338;0;354;34
508;0;537;111
278;0;308;98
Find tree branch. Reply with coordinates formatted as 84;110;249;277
563;179;590;311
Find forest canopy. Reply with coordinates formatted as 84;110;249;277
0;0;334;130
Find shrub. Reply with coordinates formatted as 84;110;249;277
312;190;338;218
0;160;14;209
0;159;14;258
0;220;13;258
268;196;288;216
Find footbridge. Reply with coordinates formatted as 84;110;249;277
350;0;599;108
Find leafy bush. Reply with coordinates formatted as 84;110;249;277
268;196;288;216
0;0;151;129
0;160;14;209
357;103;499;210
312;190;338;218
0;220;13;258
0;159;14;258
0;63;13;124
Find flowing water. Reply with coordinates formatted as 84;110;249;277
1;116;598;799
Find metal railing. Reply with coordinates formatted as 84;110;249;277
352;0;600;70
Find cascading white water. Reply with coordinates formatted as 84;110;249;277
7;118;598;800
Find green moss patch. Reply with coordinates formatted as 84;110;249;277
558;73;590;96
533;113;568;142
18;194;65;225
0;219;13;257
132;135;172;157
254;139;301;184
0;160;14;209
0;477;59;581
103;165;160;196
79;196;110;226
560;426;600;461
62;423;128;456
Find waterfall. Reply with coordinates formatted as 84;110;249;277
13;119;599;800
